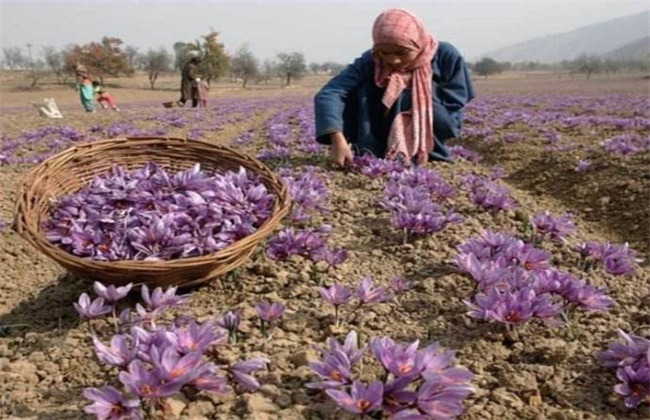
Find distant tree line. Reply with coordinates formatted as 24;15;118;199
470;54;649;79
1;32;347;90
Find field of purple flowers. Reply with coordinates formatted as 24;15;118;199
0;78;648;419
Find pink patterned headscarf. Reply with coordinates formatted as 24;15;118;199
372;9;438;164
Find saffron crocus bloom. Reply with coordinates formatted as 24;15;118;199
74;293;112;319
356;277;391;304
174;321;227;354
391;277;411;294
325;380;384;414
597;329;650;368
531;211;576;242
150;345;204;383
370;337;420;377
416;376;474;418
119;359;184;399
312;247;348;268
92;334;139;368
614;365;650;408
383;375;419;414
308;349;354;389
141;285;189;310
93;281;133;303
217;311;241;332
320;283;352;306
191;363;232;396
255;301;286;322
229;357;270;390
83;386;140;420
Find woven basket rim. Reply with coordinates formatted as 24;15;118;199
14;136;291;272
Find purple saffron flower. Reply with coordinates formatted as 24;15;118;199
371;337;420;377
356;277;391;304
491;288;539;325
575;160;591;171
83;386;140;420
597;329;650;368
312;247;349;268
229;357;270;391
323;331;367;365
119;359;184;399
391;277;411;294
92;334;139;368
150;345;204;383
255;301;286;322
191;363;232;395
217;311;241;332
308;348;354;389
74;293;112;319
320;284;352;306
573;284;613;311
141;285;189;310
93;281;133;303
614;365;650;408
174;321;227;354
531;211;576;242
383;375;418;414
325;380;384;414
416;376;474;418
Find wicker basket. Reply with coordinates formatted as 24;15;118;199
13;137;291;288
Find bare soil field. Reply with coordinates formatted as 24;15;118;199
0;71;648;419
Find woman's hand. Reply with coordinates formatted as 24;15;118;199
329;132;353;168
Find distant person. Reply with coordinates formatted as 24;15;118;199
75;64;95;113
197;79;209;108
178;51;202;108
314;8;475;167
92;81;120;111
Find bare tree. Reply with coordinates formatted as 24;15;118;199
138;48;172;89
2;47;27;70
43;46;69;84
230;44;259;88
276;52;307;86
124;45;139;70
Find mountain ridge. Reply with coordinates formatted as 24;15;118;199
476;11;649;63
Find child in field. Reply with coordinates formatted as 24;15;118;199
75;65;95;113
92;81;120;111
314;8;475;167
197;79;209;108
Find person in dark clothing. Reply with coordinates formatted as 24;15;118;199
178;52;202;108
314;8;475;167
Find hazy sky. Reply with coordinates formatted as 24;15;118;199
1;1;649;63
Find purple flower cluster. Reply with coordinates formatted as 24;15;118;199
449;145;483;163
257;112;295;161
278;166;329;222
601;134;649;156
231;129;255;146
265;224;348;272
320;277;393;326
80;282;269;419
597;329;650;408
265;225;329;261
573;241;640;276
379;168;462;242
308;331;474;418
460;174;517;212
457;230;612;327
531;211;576;243
351;154;407;178
45;162;275;261
255;301;285;337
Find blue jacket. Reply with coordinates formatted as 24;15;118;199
314;41;475;161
